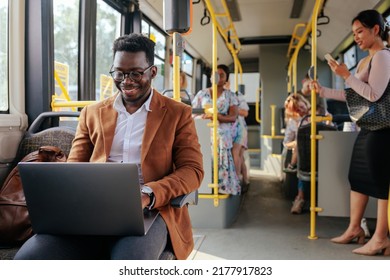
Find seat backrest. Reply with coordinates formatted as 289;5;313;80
297;115;337;181
161;89;192;106
14;112;79;164
0;112;80;259
283;147;291;169
16;128;75;160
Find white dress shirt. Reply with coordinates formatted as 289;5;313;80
109;90;156;209
108;90;153;164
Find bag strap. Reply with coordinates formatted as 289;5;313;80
20;146;66;162
38;146;62;154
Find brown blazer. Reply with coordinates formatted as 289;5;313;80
67;90;204;260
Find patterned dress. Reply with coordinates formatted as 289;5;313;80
192;88;241;195
232;92;249;148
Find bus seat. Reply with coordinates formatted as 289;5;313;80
281;147;294;173
0;247;19;260
14;111;80;164
331;114;352;130
170;190;198;208
161;89;192;106
281;147;298;199
296;115;337;182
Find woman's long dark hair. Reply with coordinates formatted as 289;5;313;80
352;10;389;43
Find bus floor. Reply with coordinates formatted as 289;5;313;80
189;172;387;260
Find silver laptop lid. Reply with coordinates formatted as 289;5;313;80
18;162;159;236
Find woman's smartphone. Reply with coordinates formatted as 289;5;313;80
324;53;339;65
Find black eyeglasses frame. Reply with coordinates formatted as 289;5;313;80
109;64;154;82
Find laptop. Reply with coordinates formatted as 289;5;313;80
18;162;159;236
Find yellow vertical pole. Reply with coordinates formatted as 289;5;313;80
234;56;238;92
211;21;220;206
270;105;276;137
255;87;261;124
308;0;324;240
293;59;297;94
211;22;219;206
172;33;182;102
286;22;311;96
204;0;221;206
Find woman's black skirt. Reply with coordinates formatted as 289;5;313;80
348;128;390;199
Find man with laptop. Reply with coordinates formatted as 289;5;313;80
15;34;204;260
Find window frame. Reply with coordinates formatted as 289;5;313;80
141;16;168;92
0;0;9;113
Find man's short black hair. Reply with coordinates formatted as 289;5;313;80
112;34;155;65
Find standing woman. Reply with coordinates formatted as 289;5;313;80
224;80;250;189
233;91;250;190
312;10;390;255
192;64;240;195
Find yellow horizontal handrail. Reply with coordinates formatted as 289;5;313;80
205;0;243;76
199;193;229;199
286;23;307;59
261;135;284;139
51;95;96;109
217;0;241;53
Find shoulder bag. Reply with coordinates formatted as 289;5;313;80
345;49;390;131
0;146;66;245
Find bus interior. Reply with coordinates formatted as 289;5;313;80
0;0;390;260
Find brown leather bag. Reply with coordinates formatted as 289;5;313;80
0;146;67;244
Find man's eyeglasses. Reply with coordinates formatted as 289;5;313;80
109;65;154;82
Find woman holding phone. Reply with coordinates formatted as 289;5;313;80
312;10;390;256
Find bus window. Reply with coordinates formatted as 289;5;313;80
0;0;8;112
142;19;167;92
151;25;166;59
53;0;80;101
167;50;194;92
153;57;165;92
141;20;149;35
96;0;121;101
343;46;357;70
182;51;194;93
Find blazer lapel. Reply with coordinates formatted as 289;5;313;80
141;91;167;162
99;96;118;160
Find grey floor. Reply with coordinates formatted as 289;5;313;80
189;172;389;260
